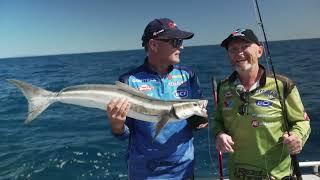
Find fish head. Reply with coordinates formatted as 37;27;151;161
192;99;208;117
173;99;208;119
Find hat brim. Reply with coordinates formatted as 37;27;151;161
221;36;259;49
156;29;194;40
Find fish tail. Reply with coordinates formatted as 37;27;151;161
7;79;56;123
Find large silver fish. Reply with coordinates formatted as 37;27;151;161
8;79;208;137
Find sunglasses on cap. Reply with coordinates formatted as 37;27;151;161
155;39;183;48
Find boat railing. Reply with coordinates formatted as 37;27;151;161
299;161;320;176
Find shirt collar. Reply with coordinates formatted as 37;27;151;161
143;57;174;75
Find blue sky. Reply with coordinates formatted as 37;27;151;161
1;0;319;58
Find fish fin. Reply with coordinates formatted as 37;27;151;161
153;113;171;140
60;84;117;93
7;79;56;123
115;81;161;101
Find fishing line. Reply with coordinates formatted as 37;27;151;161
207;115;215;171
210;76;224;180
207;80;217;176
252;0;302;179
252;0;271;74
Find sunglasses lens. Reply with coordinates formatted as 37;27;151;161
156;39;183;48
171;39;183;48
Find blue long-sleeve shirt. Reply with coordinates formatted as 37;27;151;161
112;58;203;179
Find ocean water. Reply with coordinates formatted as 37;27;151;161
1;39;319;179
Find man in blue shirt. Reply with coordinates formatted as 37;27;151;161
106;18;207;179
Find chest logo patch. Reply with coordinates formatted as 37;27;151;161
223;100;233;110
168;81;184;87
173;90;188;98
251;120;260;128
255;100;272;107
138;84;154;92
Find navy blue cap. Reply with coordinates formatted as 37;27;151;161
141;18;194;47
221;29;260;49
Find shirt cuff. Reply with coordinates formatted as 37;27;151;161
112;125;130;140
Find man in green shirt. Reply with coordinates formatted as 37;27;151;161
213;28;311;179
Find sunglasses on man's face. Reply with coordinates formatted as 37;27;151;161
156;39;183;48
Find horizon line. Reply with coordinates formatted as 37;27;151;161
1;37;319;60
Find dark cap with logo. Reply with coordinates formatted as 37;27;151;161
141;18;194;47
221;29;260;49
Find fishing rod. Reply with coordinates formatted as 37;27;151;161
211;77;224;180
252;0;302;179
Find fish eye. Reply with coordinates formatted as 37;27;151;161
193;103;198;106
